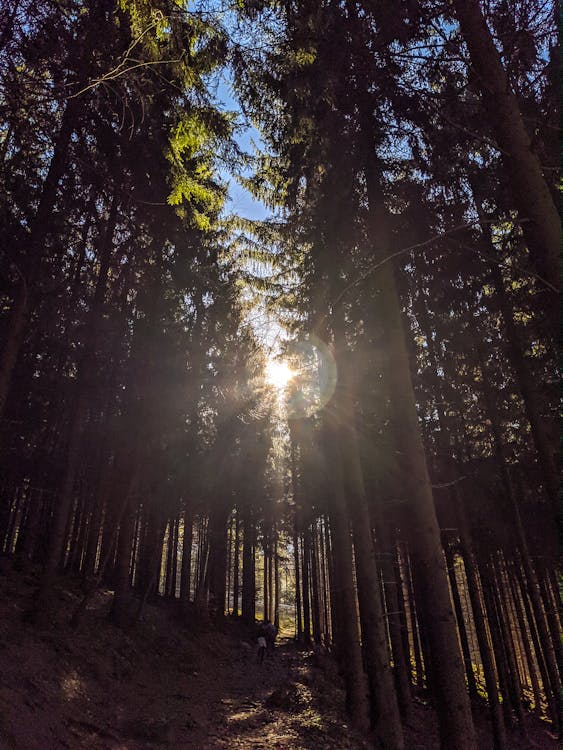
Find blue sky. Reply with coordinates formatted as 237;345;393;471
216;75;271;222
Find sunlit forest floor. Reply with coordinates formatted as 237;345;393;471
0;566;557;750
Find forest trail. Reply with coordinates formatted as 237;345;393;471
182;638;370;750
0;570;558;750
0;571;370;750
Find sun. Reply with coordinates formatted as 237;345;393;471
265;359;295;390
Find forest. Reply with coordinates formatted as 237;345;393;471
0;1;560;749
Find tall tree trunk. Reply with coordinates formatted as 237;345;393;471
513;562;555;719
454;486;507;750
362;162;476;748
274;532;280;632
263;530;269;622
491;556;526;730
208;505;230;618
471;196;559;508
319;517;331;642
479;552;517;729
309;524;322;645
402;545;425;689
39;198;118;598
376;518;412;722
111;501;137;627
293;511;303;640
301;528;311;644
241;503;255;625
332;348;403;749
322;435;370;731
232;508;240;616
180;504;193;608
476;344;561;728
0;96;80;421
453;0;560;300
444;541;479;702
507;562;542;713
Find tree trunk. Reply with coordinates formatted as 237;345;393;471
39;198;118;595
274;532;280;631
232;508;240;616
471;197;559;508
263;529;269;622
455;487;507;750
111;502;137;627
507;560;542;712
293;511;303;640
444;541;479;702
241;503;255;624
208;505;230;618
0;96;80;421
301;528;311;643
513;561;556;720
309;524;322;645
321;418;370;733
453;0;560;300
180;504;193;607
476;344;561;728
362;166;476;748
376;519;412;722
332;349;403;748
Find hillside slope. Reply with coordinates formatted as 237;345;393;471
0;567;557;749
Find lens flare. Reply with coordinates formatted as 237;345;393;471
265;359;295;390
285;335;337;419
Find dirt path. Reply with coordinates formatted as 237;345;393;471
0;574;558;750
0;573;369;750
181;639;369;750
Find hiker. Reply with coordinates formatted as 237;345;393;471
264;619;277;654
256;620;269;664
257;634;267;664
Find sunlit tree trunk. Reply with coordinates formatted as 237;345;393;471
507;562;542;713
274;532;280;631
454;486;507;750
232;509;240;616
475;344;561;729
180;504;193;608
301;527;311;644
241;503;255;624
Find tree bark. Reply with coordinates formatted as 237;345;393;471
455;487;507;750
0;96;80;421
180;504;194;608
362;166;476;748
333;352;403;748
207;504;231;617
232;508;240;616
241;503;255;624
321;418;370;733
453;0;560;298
39;198;118;594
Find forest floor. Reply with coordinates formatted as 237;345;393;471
0;565;558;750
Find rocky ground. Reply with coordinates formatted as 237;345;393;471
0;566;558;749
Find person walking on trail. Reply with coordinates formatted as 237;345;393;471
257;634;267;664
264;619;277;654
256;620;269;664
